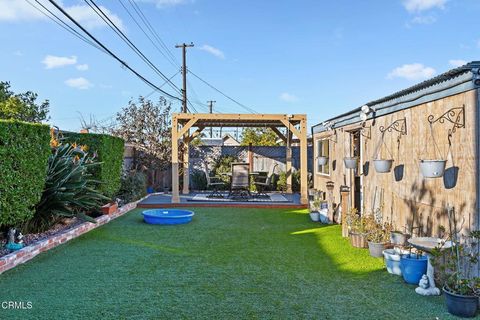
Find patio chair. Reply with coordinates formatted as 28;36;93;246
254;163;278;198
228;162;251;199
203;162;226;198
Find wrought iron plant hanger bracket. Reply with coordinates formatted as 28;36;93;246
427;105;465;145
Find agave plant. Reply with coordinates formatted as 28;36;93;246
24;143;108;233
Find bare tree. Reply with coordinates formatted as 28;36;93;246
111;96;172;172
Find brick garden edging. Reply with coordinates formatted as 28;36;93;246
0;199;143;275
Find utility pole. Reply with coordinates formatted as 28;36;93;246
207;100;216;138
175;42;194;113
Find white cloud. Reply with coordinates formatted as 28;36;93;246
449;59;467;68
410;15;436;25
0;1;124;31
76;64;89;71
387;63;436;81
402;0;447;13
279;92;298;103
66;5;125;31
0;0;45;21
199;45;225;59
136;0;192;9
65;77;93;90
42;55;77;69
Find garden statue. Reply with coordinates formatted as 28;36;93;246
6;228;25;251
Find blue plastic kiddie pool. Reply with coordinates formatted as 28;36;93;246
142;209;194;225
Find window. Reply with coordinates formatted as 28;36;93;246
316;138;330;175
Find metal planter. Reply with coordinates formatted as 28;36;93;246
317;156;328;166
373;159;393;173
344;157;358;169
419;159;447;178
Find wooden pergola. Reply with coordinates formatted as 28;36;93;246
171;113;309;204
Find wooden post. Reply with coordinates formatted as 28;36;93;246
171;117;180;203
182;133;190;195
248;143;253;171
326;181;335;224
340;185;350;237
286;131;292;193
299;119;308;205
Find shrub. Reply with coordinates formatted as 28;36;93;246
0;120;50;228
116;171;147;204
63;132;124;199
190;169;207;190
25;143;109;233
276;170;300;192
212;155;237;186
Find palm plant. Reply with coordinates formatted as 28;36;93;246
24;143;108;233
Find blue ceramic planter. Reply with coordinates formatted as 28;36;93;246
400;253;428;284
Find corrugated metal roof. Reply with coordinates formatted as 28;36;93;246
313;61;480;129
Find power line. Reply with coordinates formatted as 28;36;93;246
26;0;106;54
127;0;179;67
46;0;181;101
118;0;179;68
188;70;258;114
84;0;182;95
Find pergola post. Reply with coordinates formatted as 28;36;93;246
299;118;308;205
171;116;180;203
286;131;292;193
182;133;190;194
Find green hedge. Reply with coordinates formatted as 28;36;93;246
0;120;50;227
63;132;124;199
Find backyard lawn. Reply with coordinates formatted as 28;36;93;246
0;207;456;319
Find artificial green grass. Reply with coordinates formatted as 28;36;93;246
0;208;461;319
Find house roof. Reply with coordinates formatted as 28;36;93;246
312;61;480;133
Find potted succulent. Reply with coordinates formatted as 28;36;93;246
367;222;392;258
419;159;447;178
344;157;358;169
347;209;369;248
431;226;480;318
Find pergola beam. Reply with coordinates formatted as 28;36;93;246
170;113;308;205
270;126;287;143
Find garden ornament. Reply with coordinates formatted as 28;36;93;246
5;228;25;251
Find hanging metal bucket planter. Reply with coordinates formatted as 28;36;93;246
419;159;447;178
373;159;393;173
344;157;358;169
317;156;328;166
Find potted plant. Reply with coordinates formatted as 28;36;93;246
390;229;410;246
344;156;358;169
419;159;447;178
309;196;321;222
383;248;407;276
400;251;428;284
347;209;369;248
431;224;480;317
101;200;118;215
367;222;392;258
373;159;394;173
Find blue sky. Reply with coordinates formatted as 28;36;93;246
0;0;479;131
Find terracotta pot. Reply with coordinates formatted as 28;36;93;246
101;202;118;215
349;231;368;248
